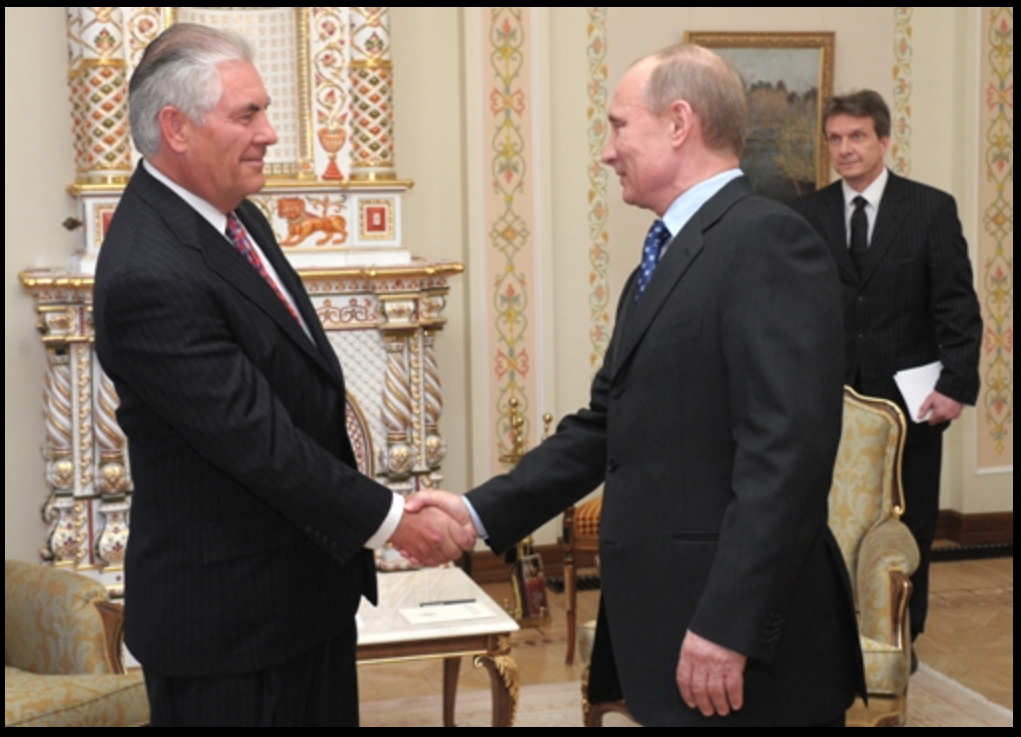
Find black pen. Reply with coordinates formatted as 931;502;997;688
419;598;476;607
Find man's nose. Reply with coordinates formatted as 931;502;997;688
601;140;615;164
258;115;279;146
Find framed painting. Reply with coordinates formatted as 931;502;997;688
686;32;835;204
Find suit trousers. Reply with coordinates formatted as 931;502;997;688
902;429;944;639
143;626;358;727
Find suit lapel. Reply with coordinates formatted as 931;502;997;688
859;172;909;283
131;165;342;385
611;177;750;380
818;184;858;282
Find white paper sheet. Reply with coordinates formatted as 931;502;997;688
894;361;943;423
398;602;497;626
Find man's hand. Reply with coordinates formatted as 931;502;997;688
388;490;476;567
918;391;964;425
677;630;747;718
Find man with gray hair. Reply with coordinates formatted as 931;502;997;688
410;44;863;726
94;23;474;726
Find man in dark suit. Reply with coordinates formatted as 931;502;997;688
93;23;473;727
792;91;983;647
409;44;863;726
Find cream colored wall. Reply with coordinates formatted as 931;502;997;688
5;8;80;562
4;8;1010;563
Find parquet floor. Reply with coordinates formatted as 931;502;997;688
359;558;1013;713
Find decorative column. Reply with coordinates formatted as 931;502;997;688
25;275;132;593
349;7;396;181
94;375;132;576
379;295;419;490
67;6;133;185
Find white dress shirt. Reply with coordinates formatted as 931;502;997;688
841;167;889;248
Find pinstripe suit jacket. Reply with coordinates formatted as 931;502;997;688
792;172;983;437
94;163;393;677
468;178;863;726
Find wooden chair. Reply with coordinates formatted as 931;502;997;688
560;495;603;665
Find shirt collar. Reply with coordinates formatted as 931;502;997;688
143;159;230;237
841;166;889;210
661;168;744;237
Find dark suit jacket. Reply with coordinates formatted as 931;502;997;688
468;178;864;726
94;163;393;677
791;172;983;439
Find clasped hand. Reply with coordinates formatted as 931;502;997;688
388;490;478;567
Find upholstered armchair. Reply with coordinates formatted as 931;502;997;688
829;388;920;728
5;560;149;727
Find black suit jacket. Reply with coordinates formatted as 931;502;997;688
468;178;864;726
792;172;983;437
94;163;393;677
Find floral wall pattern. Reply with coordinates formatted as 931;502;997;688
587;7;611;372
977;7;1013;471
891;8;914;176
482;8;539;472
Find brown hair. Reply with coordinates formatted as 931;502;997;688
822;90;891;139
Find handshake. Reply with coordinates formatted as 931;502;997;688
387;490;479;567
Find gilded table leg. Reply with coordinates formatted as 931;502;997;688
474;636;520;728
442;657;462;728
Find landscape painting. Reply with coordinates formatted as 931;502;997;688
686;32;835;205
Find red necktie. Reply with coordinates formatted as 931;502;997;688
225;212;301;323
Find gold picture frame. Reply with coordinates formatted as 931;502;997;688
686;32;835;203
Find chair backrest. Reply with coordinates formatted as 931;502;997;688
4;560;116;675
828;388;907;595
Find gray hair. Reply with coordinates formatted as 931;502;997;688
823;90;892;139
129;23;254;156
640;44;747;159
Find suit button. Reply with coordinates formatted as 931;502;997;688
607;460;619;474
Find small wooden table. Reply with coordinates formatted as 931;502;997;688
357;567;521;727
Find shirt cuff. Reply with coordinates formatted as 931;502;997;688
462;497;489;540
365;492;404;549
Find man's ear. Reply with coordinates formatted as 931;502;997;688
667;99;694;147
157;106;190;155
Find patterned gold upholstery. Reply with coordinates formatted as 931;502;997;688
829;389;920;728
4;560;148;727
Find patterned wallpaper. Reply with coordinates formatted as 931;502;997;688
587;7;611;372
892;7;914;176
481;7;540;473
977;7;1014;471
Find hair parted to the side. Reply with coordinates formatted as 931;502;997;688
129;22;254;157
640;43;748;159
822;90;891;139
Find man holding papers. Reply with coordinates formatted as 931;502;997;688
792;90;983;647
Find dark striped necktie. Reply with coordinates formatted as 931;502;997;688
225;212;301;324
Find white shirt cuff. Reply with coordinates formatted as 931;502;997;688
462;497;489;540
365;492;404;549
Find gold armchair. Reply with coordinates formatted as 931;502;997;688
829;388;920;728
4;560;149;727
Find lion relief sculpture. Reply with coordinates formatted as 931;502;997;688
277;197;350;247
